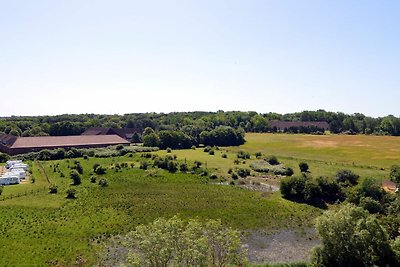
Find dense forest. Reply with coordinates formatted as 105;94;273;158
0;110;399;138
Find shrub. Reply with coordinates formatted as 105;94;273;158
0;186;3;195
203;146;212;153
90;175;97;183
208;150;215;155
221;153;227;158
228;168;233;174
231;172;239;180
98;178;108;187
49;184;58;194
265;155;279;165
93;163;100;172
126;216;246;266
255;152;262;159
66;188;76;199
94;165;107;175
191;145;196;150
193;160;202;169
69;170;81;185
210;173;218;179
335;169;359;186
299;162;309;173
237;151;250;159
140;162;148;170
179;162;188;172
166;148;172;153
233;159;240;165
390;165;400;185
116;144;124;150
237;168;251;178
359;196;382;214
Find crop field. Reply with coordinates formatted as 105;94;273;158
0;133;397;266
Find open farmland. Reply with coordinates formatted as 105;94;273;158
0;133;398;266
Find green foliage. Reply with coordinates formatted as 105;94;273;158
131;132;141;143
237;168;251;178
69;170;81;185
179;162;188;172
0;152;10;163
158;130;193;149
255;152;262;159
98;178;108;187
265;155;279;165
299;162;309;173
200;126;245;147
125;216;246;267
90;175;97;183
250;161;293;176
335;169;359;186
94;165;107;175
281;175;344;207
390;165;400;185
237;150;250;159
66;188;77;199
49;184;58;194
208;150;215;155
313;204;398;266
221;153;227;158
143;133;160;147
348;177;386;205
0;186;3;195
359;196;382;214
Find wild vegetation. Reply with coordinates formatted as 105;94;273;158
0;132;399;266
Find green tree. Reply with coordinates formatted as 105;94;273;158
125;216;246;267
69;170;81;185
131;132;141;143
390;165;400;185
313;204;397;266
143;133;160;147
299;162;309;173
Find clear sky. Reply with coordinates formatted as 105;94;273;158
1;0;399;117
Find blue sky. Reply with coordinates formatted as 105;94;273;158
0;0;399;117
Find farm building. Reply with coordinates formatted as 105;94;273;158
269;121;330;132
0;133;130;155
81;127;141;141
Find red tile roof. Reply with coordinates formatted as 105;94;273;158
10;135;129;149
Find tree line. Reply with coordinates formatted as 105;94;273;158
1;110;399;137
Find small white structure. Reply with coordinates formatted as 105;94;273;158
6;160;22;169
10;163;28;171
7;169;26;179
0;174;20;185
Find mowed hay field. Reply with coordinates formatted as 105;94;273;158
239;133;400;168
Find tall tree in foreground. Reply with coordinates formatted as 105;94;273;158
312;204;398;267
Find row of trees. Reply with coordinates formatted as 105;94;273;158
1;110;400;137
142;126;245;148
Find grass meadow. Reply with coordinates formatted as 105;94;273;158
0;133;397;265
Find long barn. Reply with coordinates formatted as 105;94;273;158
0;133;130;155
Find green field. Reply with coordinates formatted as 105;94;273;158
0;133;397;266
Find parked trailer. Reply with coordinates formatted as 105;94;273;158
6;160;22;169
10;163;28;171
7;170;26;179
0;175;20;185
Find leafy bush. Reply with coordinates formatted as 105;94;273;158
140;162;148;170
390;165;400;185
166;148;172;153
125;216;246;267
265;155;279;165
237;168;251;178
299;162;309;173
203;146;212;153
208;150;215;155
250;161;293;176
98;178;108;187
312;204;398;266
209;173;218;179
69;170;81;185
221;153;227;158
335;169;359;186
179;162;188;172
90;175;97;183
66;189;76;199
231;172;239;180
255;152;262;159
94;165;107;175
237;151;250;159
359;196;382;214
0;186;4;195
49;184;58;194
